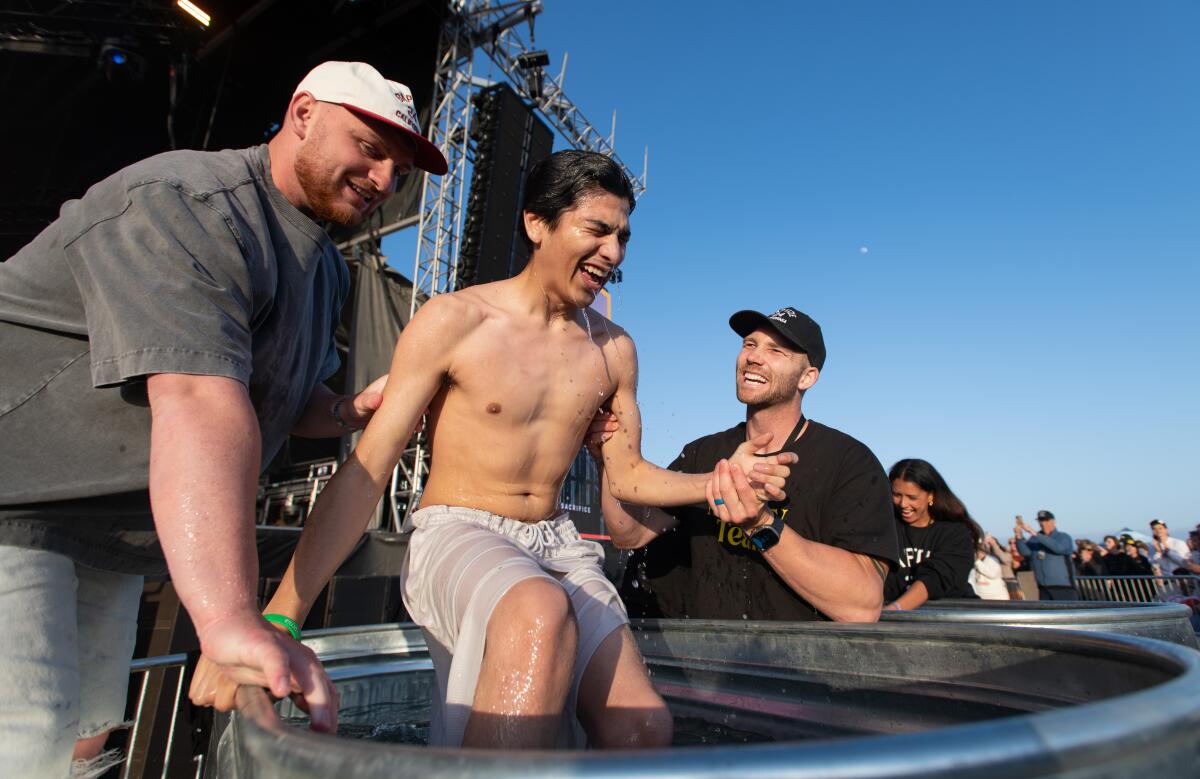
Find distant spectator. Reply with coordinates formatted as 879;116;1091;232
1102;535;1119;556
1105;536;1128;566
1179;530;1200;575
971;542;1009;600
986;533;1022;599
1150;520;1192;575
1106;536;1154;576
883;459;980;610
1135;541;1157;573
1076;542;1107;577
1015;510;1078;600
1008;537;1027;572
1178;530;1200;575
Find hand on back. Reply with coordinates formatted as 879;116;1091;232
583;409;620;462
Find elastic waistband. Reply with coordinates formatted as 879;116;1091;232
411;504;580;544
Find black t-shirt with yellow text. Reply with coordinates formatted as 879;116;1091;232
620;420;899;621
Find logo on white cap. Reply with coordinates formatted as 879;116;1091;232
295;61;422;136
292;61;448;175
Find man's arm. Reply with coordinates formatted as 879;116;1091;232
149;374;335;729
260;296;467;625
289;376;388;438
582;410;678;549
189;296;468;715
712;460;886;622
598;332;790;506
1039;532;1075;556
763;530;886;621
1014;532;1033;558
597;464;679;550
1162;541;1200;574
1168;553;1200;575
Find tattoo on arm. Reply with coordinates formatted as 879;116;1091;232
870;557;888;581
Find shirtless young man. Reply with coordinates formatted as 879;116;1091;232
224;150;795;749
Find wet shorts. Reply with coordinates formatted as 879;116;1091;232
400;505;628;747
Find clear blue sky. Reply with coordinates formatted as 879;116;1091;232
386;1;1200;545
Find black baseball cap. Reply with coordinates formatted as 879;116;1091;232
1036;510;1055;521
729;307;826;369
1150;519;1166;528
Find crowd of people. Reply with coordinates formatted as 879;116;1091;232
947;517;1200;603
1071;521;1200;578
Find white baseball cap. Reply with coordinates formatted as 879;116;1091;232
294;61;448;175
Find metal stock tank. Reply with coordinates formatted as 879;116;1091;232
213;619;1200;778
881;599;1199;648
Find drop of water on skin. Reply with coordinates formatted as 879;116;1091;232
581;308;593;341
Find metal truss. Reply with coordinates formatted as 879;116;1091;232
472;13;646;197
389;14;478;528
390;0;646;529
408;18;475;320
0;1;195;51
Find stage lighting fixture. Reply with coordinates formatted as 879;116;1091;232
516;50;550;70
99;40;146;83
177;0;212;28
516;50;550;99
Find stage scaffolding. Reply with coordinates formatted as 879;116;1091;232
376;0;648;529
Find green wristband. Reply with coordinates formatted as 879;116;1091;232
264;613;302;641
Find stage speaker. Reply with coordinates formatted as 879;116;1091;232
459;83;553;288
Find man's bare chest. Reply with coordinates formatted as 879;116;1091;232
448;333;617;425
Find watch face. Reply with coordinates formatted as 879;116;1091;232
751;524;781;552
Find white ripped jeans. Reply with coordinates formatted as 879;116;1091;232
0;546;142;778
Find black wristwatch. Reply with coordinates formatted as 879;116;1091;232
747;512;785;552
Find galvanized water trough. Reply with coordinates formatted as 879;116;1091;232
881;599;1198;648
213;618;1200;778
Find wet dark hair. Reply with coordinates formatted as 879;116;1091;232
520;150;636;250
889;458;983;547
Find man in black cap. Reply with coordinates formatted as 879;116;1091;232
594;306;899;622
1014;511;1078;599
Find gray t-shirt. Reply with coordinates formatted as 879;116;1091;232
0;144;347;574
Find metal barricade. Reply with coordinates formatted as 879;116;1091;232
120;652;204;779
1076;574;1200;604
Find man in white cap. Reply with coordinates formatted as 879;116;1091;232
0;61;444;776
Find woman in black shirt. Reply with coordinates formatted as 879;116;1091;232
883;459;981;609
1076;541;1108;577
